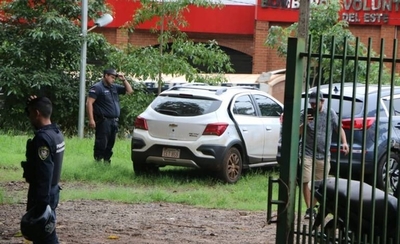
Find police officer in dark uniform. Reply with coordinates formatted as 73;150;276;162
86;69;133;163
21;96;65;244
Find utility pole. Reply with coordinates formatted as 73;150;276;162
298;0;310;89
158;0;165;95
78;0;88;139
298;0;310;45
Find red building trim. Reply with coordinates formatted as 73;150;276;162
107;0;255;34
107;0;400;32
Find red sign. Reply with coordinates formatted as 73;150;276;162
107;0;255;34
257;0;400;25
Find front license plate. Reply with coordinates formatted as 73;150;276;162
162;148;180;158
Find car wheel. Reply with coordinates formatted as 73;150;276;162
133;161;159;175
377;151;399;194
219;147;242;184
323;219;347;243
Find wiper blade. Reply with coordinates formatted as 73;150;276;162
156;109;179;115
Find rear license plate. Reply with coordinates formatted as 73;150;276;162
162;148;180;158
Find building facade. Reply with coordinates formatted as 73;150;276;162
97;0;400;74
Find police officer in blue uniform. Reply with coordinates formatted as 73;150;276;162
21;96;65;244
86;69;133;163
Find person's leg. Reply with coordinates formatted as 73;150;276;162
313;157;331;204
302;156;317;219
314;157;331;181
33;185;60;244
94;120;110;161
104;121;118;162
33;222;58;244
302;156;313;208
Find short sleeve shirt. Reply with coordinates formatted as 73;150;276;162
300;106;339;159
88;80;126;118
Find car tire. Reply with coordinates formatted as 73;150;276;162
219;147;242;184
133;161;159;175
377;151;399;193
323;218;347;243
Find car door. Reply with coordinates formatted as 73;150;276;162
252;94;283;160
231;94;266;161
383;94;400;139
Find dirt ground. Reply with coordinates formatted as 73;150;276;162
0;181;277;244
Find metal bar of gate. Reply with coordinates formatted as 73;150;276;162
275;37;305;244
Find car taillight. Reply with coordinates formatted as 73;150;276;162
203;123;228;136
342;117;375;130
134;117;148;130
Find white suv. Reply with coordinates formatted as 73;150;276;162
131;85;283;183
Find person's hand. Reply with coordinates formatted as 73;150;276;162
26;95;37;104
342;143;349;155
118;73;126;81
88;119;96;129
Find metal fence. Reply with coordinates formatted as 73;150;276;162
267;36;400;244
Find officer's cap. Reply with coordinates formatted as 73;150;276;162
309;91;324;103
103;69;118;76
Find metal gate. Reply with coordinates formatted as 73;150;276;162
267;36;400;244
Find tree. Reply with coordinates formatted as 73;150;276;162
265;0;396;87
111;0;234;94
0;0;234;135
0;0;116;133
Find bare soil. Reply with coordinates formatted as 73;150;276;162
0;181;277;244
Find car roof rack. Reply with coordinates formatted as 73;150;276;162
168;85;226;94
169;85;257;95
229;86;258;90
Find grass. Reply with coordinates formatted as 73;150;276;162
0;135;280;211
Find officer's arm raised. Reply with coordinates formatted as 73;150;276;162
122;79;133;95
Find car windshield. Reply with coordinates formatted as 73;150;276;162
151;95;222;116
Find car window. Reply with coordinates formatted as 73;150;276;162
383;97;400;116
253;94;282;117
233;95;256;116
326;98;364;117
151;95;221;116
301;97;363;117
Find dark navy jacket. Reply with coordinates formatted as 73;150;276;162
88;80;126;118
24;123;65;210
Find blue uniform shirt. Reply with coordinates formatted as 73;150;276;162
88;80;126;118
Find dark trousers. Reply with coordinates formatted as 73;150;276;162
94;118;118;161
27;184;60;244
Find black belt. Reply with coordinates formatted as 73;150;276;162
104;117;119;122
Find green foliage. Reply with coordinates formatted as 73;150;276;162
0;0;117;134
119;89;155;134
0;0;234;135
265;1;400;86
124;0;233;92
0;135;277;211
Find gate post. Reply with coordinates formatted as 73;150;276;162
275;37;304;244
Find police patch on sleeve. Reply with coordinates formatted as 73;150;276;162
38;146;50;160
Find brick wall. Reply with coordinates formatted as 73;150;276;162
97;23;400;74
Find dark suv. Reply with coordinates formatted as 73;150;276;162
309;83;400;193
324;83;400;192
278;83;400;192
